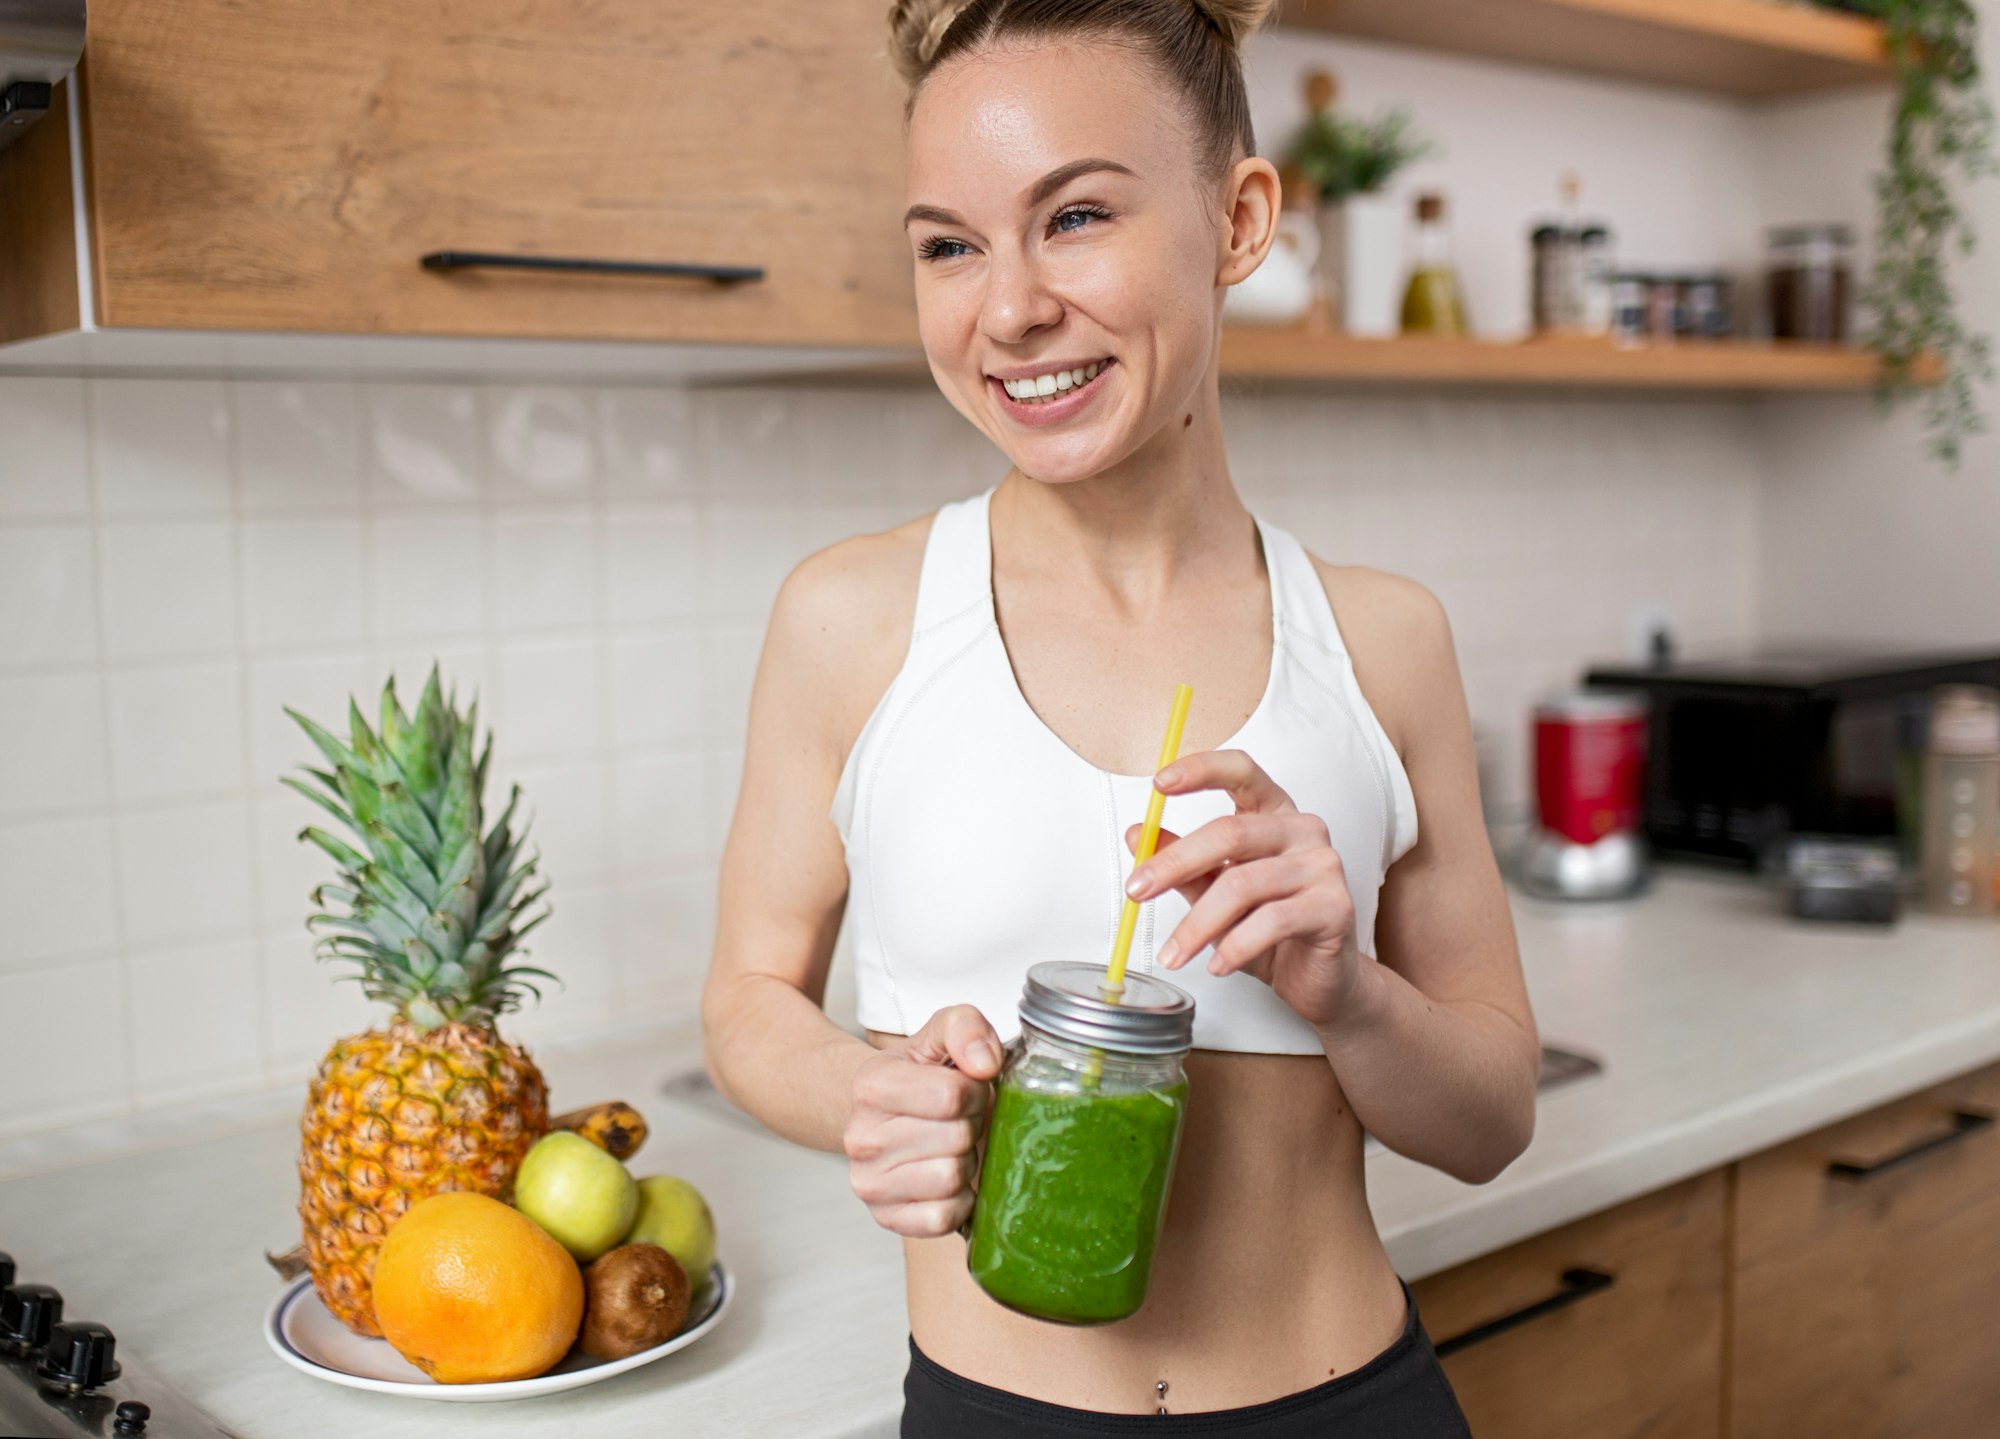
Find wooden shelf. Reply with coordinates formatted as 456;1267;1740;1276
1218;330;1896;390
1275;0;1891;98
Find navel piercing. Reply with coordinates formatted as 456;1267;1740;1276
1156;1379;1169;1415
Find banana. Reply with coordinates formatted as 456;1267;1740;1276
551;1100;649;1161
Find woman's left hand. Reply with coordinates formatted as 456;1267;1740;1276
1123;749;1371;1034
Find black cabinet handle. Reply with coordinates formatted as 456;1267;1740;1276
1432;1268;1615;1359
420;252;764;284
1827;1109;1994;1181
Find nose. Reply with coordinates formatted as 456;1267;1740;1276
977;247;1063;346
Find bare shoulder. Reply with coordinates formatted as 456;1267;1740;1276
761;511;933;754
1308;556;1460;757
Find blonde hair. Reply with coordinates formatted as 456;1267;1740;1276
886;0;1275;180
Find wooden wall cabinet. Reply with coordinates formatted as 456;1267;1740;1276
1413;1172;1728;1439
1731;1062;2000;1439
1;0;917;349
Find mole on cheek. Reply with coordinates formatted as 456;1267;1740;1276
1183;414;1193;429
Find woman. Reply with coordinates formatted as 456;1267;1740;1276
702;0;1539;1431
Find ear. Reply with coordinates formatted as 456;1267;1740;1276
1216;156;1283;288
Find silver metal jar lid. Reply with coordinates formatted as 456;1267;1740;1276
1017;962;1195;1056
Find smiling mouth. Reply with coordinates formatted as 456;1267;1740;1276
994;359;1113;405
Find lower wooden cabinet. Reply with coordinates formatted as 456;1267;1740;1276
1730;1062;2000;1439
1412;1171;1727;1439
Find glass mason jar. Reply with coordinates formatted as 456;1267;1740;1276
965;962;1195;1325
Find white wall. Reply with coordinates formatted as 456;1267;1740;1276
1754;2;2000;647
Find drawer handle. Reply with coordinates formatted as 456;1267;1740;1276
1432;1268;1615;1359
420;252;764;284
1827;1108;1994;1181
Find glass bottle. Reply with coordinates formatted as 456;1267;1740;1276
1766;224;1854;342
1400;192;1468;337
965;962;1195;1325
1921;685;2000;915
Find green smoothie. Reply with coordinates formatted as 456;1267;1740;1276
966;1076;1188;1324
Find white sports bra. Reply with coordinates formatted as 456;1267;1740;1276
830;488;1419;1055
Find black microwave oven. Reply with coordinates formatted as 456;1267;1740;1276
1582;647;2000;868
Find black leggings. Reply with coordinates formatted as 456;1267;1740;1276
901;1282;1472;1437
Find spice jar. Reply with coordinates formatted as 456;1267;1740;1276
1767;224;1854;341
965;962;1195;1325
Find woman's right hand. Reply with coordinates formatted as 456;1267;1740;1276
844;1004;1004;1238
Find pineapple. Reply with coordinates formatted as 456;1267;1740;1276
285;668;555;1336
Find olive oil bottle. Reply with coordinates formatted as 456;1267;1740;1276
1400;192;1468;337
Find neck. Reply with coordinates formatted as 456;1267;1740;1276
989;369;1253;607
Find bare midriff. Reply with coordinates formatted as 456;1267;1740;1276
869;1040;1410;1415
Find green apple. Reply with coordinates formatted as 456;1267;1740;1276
512;1131;639;1262
625;1175;717;1281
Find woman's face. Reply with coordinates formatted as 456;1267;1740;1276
904;40;1270;484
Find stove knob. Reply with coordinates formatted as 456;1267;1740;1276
115;1401;152;1435
0;1252;13;1289
0;1282;62;1354
37;1320;122;1393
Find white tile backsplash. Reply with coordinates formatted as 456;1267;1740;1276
0;526;98;665
98;521;240;660
605;502;701;624
493;508;600;632
113;798;258;949
0;671;107;817
371;514;487;639
497;638;603;761
126;938;264;1103
241;518;369;650
0;817;119;967
0;371;1766;1139
90;378;233;517
0;959;132;1138
0;376;91;516
365;383;483;505
233;381;362;512
104;661;247;804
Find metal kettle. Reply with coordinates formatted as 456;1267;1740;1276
1;0;86;151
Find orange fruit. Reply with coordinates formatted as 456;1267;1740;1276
371;1192;583;1383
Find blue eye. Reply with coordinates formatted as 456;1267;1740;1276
918;236;971;262
1052;204;1112;234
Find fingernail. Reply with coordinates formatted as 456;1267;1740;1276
1156;765;1183;788
974;1040;1002;1070
1126;869;1149;898
1157;940;1179;968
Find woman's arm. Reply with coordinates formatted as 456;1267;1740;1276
700;524;1007;1236
700;532;914;1151
1333;568;1539;1182
1123;569;1538;1184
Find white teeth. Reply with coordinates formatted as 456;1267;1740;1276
998;361;1110;403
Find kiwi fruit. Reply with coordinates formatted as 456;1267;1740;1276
580;1243;691;1360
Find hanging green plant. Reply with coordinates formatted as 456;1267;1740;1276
1835;0;1996;466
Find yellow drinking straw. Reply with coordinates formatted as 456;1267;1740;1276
1102;683;1194;1002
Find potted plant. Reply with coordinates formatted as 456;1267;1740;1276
1820;0;1994;465
1284;69;1436;337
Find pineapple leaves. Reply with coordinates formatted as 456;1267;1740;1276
285;666;555;1029
300;826;368;874
280;777;364;841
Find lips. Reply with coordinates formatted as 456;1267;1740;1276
987;357;1116;427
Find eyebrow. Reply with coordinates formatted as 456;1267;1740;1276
902;157;1138;228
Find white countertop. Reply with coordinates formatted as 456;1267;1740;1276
3;869;1998;1438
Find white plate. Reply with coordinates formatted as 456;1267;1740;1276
263;1261;733;1402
